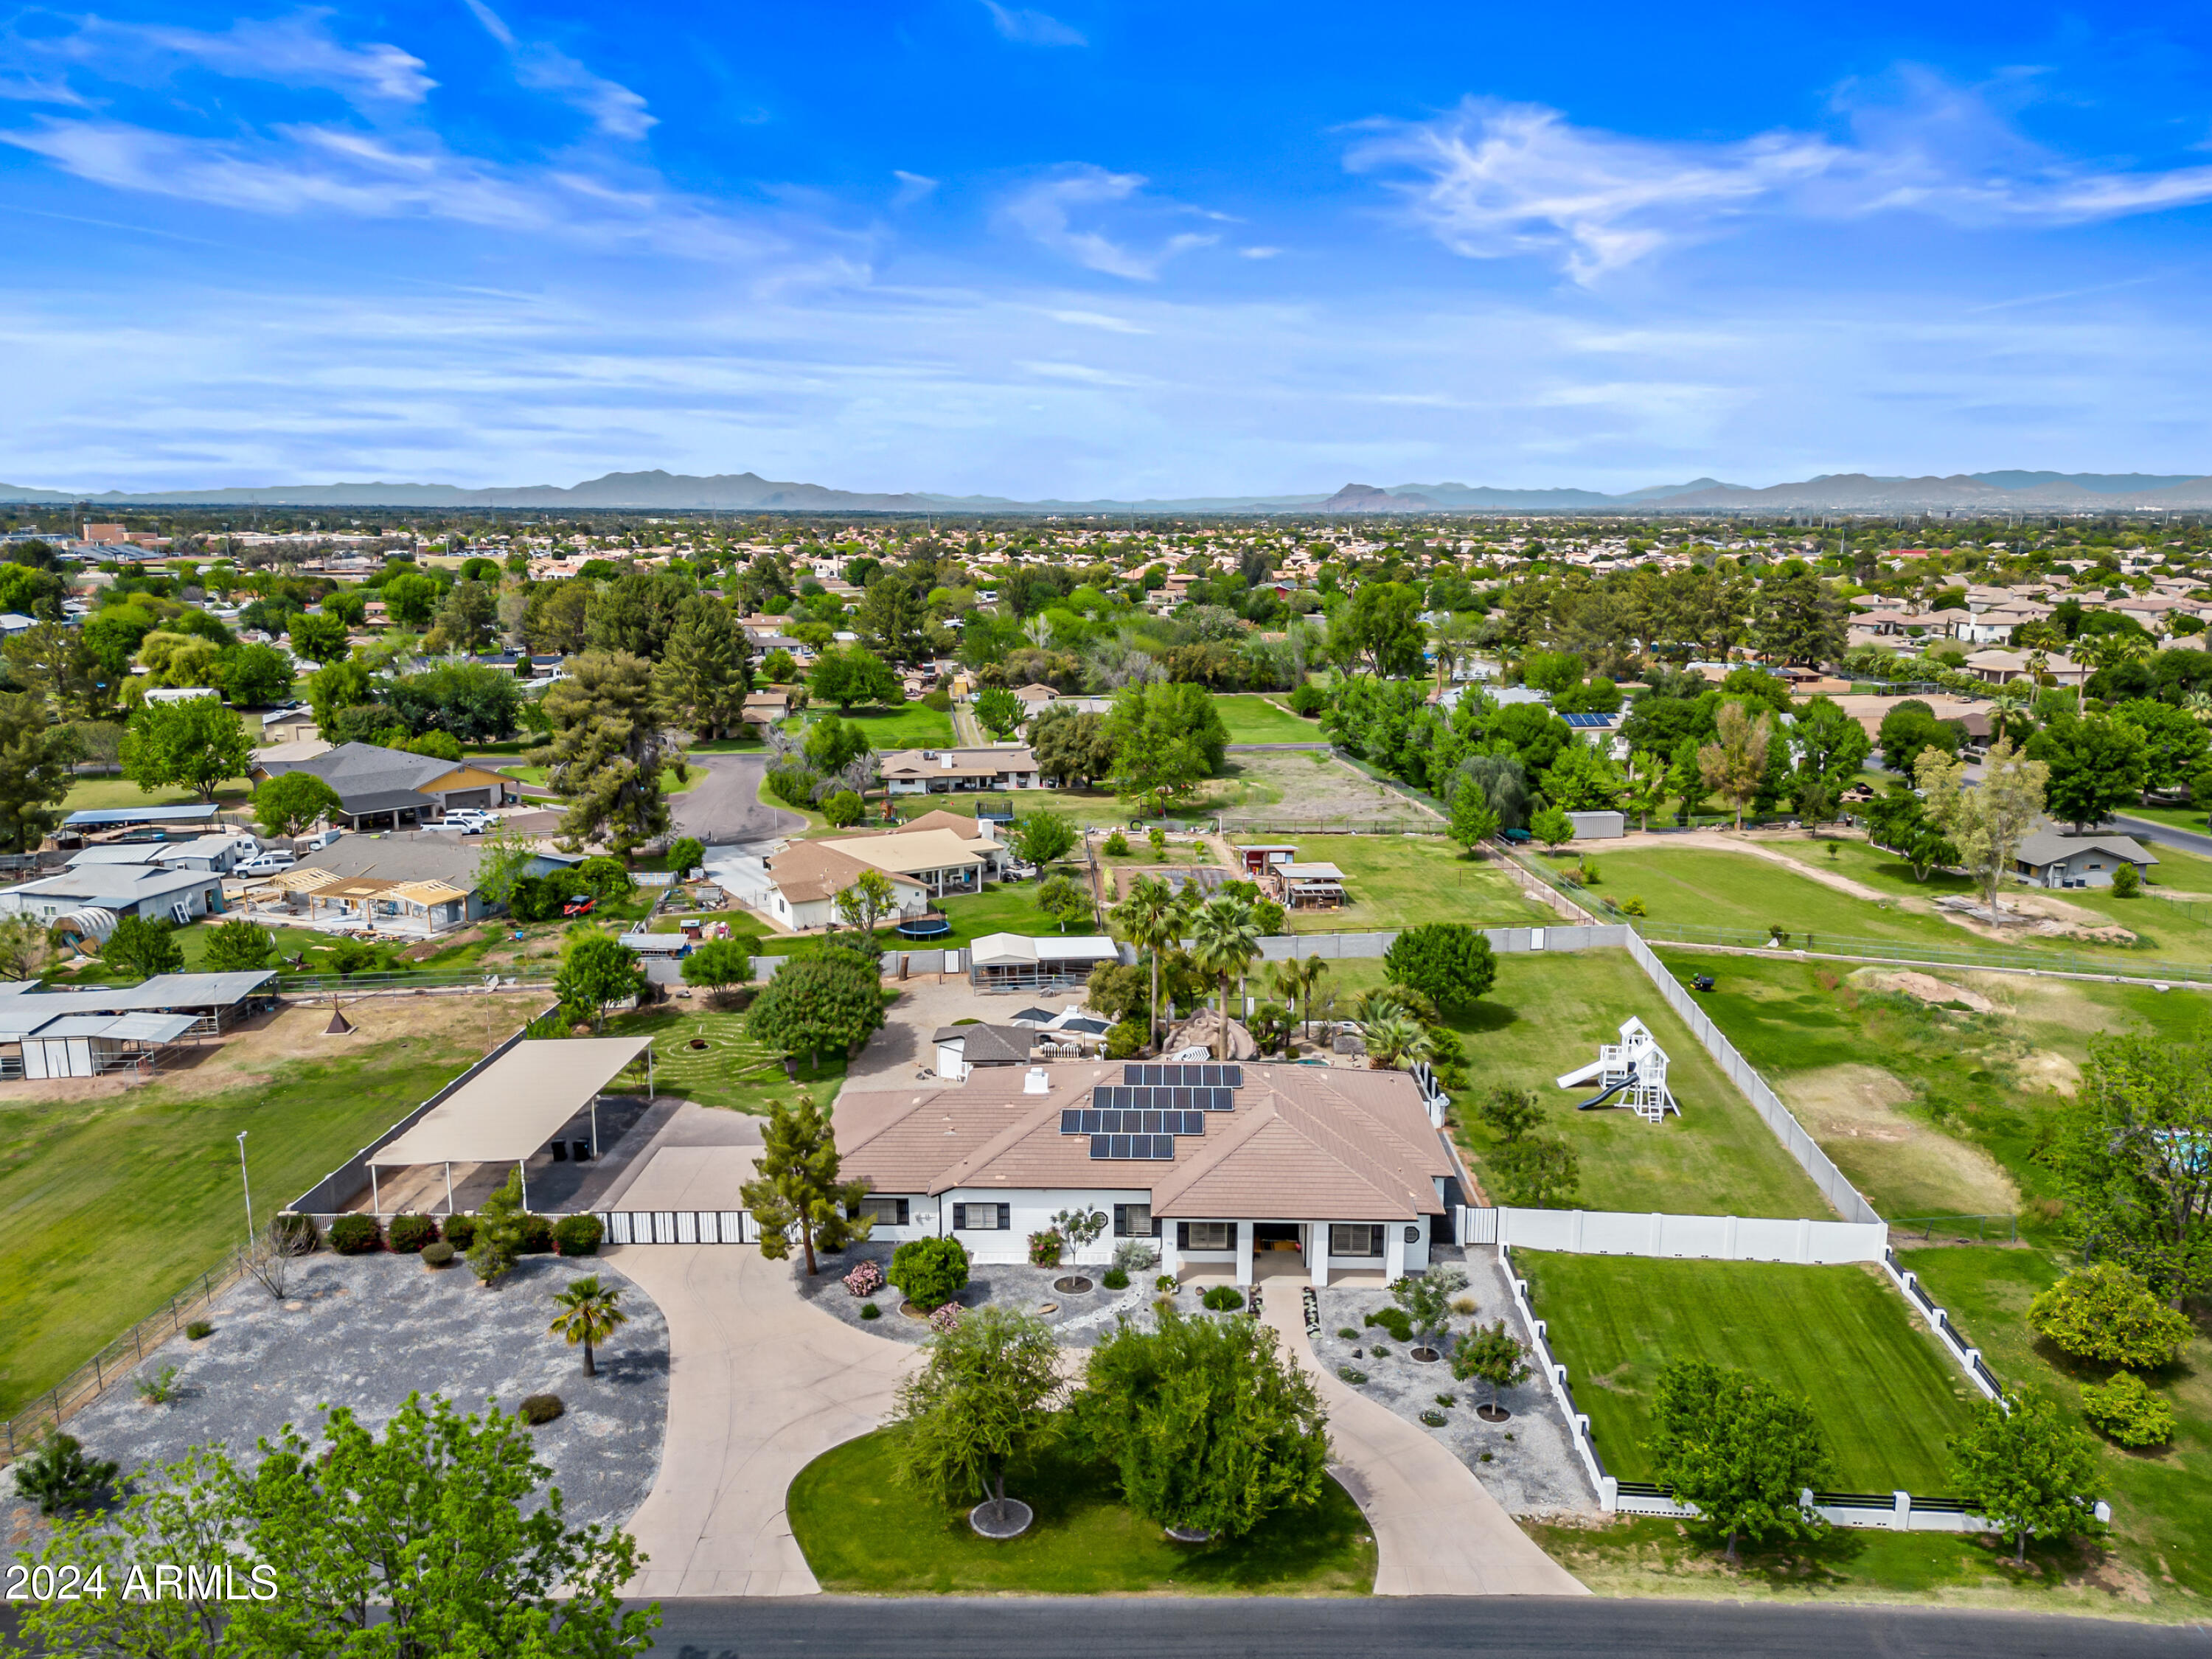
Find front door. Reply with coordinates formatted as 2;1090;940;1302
1252;1222;1302;1259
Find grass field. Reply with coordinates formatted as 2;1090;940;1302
0;993;546;1418
62;776;251;813
1517;1255;1978;1492
1212;693;1325;744
787;1429;1375;1595
793;703;956;750
1902;1245;2212;1599
1324;952;1828;1219
931;872;1098;945
1589;845;1971;953
595;1000;849;1107
1245;836;1548;933
1649;947;2212;1227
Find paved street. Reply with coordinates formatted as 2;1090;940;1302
672;751;807;846
2111;812;2212;859
643;1594;2212;1658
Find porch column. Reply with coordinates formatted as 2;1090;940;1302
591;1096;599;1158
443;1161;454;1215
1234;1223;1253;1288
518;1158;529;1211
1383;1220;1408;1284
1310;1221;1331;1287
369;1166;381;1219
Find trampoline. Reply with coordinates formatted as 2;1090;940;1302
897;915;953;941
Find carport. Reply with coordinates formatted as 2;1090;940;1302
364;1035;655;1217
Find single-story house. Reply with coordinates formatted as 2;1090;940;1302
0;863;225;928
2014;830;2157;890
261;706;319;744
741;690;791;728
753;842;932;932
752;815;1010;930
880;745;1043;795
68;834;260;876
256;835;574;934
251;741;519;830
1961;648;2086;689
932;1023;1034;1079
835;1059;1456;1287
969;932;1121;990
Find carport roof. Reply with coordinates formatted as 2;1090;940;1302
370;1036;653;1167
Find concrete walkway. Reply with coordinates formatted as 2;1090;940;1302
1257;1293;1588;1596
610;1245;919;1597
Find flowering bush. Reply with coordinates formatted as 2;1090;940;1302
1027;1228;1064;1267
928;1302;963;1334
843;1260;885;1298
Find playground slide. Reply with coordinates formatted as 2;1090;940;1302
1554;1059;1607;1089
1572;1067;1640;1111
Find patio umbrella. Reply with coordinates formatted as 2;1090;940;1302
1008;1007;1057;1025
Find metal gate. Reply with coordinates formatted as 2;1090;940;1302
599;1210;756;1245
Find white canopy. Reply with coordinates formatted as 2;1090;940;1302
370;1036;653;1167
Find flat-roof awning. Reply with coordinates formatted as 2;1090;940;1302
369;1036;653;1167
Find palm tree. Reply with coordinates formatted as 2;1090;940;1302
2185;690;2212;727
2070;629;2149;712
548;1275;630;1379
1109;874;1187;1053
1358;1012;1433;1071
1269;954;1330;1041
1189;894;1262;1060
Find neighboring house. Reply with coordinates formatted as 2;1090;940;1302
2014;830;2157;890
0;612;36;639
142;686;221;706
969;932;1121;989
835;1060;1456;1287
932;1023;1034;1080
258;835;576;935
880;745;1043;795
741;690;790;728
1961;648;2086;688
750;814;1012;931
753;841;931;931
67;834;261;875
251;741;519;829
261;706;319;744
0;863;226;926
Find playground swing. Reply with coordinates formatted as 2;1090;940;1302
1555;1016;1680;1124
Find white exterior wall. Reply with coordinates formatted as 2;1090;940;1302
933;1186;1154;1265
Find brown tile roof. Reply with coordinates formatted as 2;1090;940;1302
880;746;1039;780
762;841;928;905
836;1062;1452;1220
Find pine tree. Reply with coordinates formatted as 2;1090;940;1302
654;596;751;740
543;651;673;854
740;1092;873;1274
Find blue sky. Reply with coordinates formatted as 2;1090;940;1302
5;0;2212;496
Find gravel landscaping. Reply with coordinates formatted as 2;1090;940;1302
1307;1248;1597;1519
793;1242;1228;1349
2;1252;669;1551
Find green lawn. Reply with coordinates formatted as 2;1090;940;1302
1590;845;1971;953
1213;694;1325;744
1326;952;1828;1219
1650;947;2212;1228
787;1429;1375;1595
791;703;956;750
1903;1245;2212;1600
62;777;251;813
1245;836;1549;933
0;1025;507;1417
930;872;1098;946
2112;803;2207;835
1517;1255;1978;1493
595;1000;849;1109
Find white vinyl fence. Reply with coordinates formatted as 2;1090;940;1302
600;1209;758;1245
1458;1206;1886;1265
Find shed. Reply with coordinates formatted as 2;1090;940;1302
932;1023;1034;1079
967;933;1121;990
1565;810;1627;840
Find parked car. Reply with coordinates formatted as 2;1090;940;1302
442;810;498;834
237;849;296;876
298;829;343;852
561;896;597;917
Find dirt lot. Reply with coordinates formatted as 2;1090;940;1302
1211;749;1440;830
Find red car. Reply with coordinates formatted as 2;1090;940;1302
561;896;597;917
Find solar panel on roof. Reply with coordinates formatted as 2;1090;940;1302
1092;1085;1233;1112
1563;712;1614;728
1063;1107;1206;1135
1121;1063;1242;1089
1088;1133;1176;1161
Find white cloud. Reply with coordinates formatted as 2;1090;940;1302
1046;309;1150;333
464;0;655;139
1238;245;1282;259
981;1;1086;48
999;165;1217;279
29;13;434;105
892;169;939;206
1348;85;2212;282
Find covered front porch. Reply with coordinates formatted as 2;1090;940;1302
1162;1217;1427;1287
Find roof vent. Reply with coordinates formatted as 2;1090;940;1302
1023;1066;1050;1094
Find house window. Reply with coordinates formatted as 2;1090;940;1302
1178;1221;1235;1251
1113;1204;1157;1239
858;1197;910;1227
953;1203;1008;1231
1330;1224;1383;1258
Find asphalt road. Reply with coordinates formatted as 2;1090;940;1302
645;1595;2212;1659
672;751;805;845
2110;811;2212;859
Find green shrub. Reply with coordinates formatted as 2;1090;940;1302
1371;1343;1391;1357
1155;1274;1178;1293
1337;1365;1368;1385
185;1320;213;1340
1200;1285;1245;1312
1028;1227;1065;1267
1337;1326;1358;1340
2028;1262;2192;1368
2112;861;2141;897
516;1213;555;1254
518;1393;565;1426
1289;684;1326;717
1102;1267;1130;1290
890;1236;970;1310
13;1433;119;1515
860;1302;881;1320
2080;1371;2176;1447
1435;1393;1456;1408
442;1214;478;1250
553;1214;604;1256
386;1214;437;1253
922;689;953;712
420;1242;456;1267
327;1214;380;1255
1103;830;1131;855
1364;1307;1414;1343
1105;1018;1146;1060
1621;896;1647;917
1419;1410;1448;1427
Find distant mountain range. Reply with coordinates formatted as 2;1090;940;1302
4;467;2210;514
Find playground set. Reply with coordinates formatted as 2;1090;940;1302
1556;1016;1680;1124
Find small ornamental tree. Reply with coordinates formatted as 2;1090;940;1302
1447;774;1500;855
547;1275;629;1379
1947;1392;2104;1565
891;1235;971;1310
888;1305;1060;1528
254;771;344;839
1451;1318;1531;1413
679;938;751;999
973;686;1022;737
1009;810;1078;868
1069;1309;1332;1540
1644;1360;1832;1562
666;836;705;877
2079;1371;2176;1448
2027;1262;2192;1369
1382;922;1498;1015
746;953;885;1073
1034;874;1092;933
1389;1263;1468;1354
203;918;275;973
1478;1083;1543;1144
740;1091;873;1275
1530;804;1574;850
554;931;650;1031
834;867;899;935
104;914;185;979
